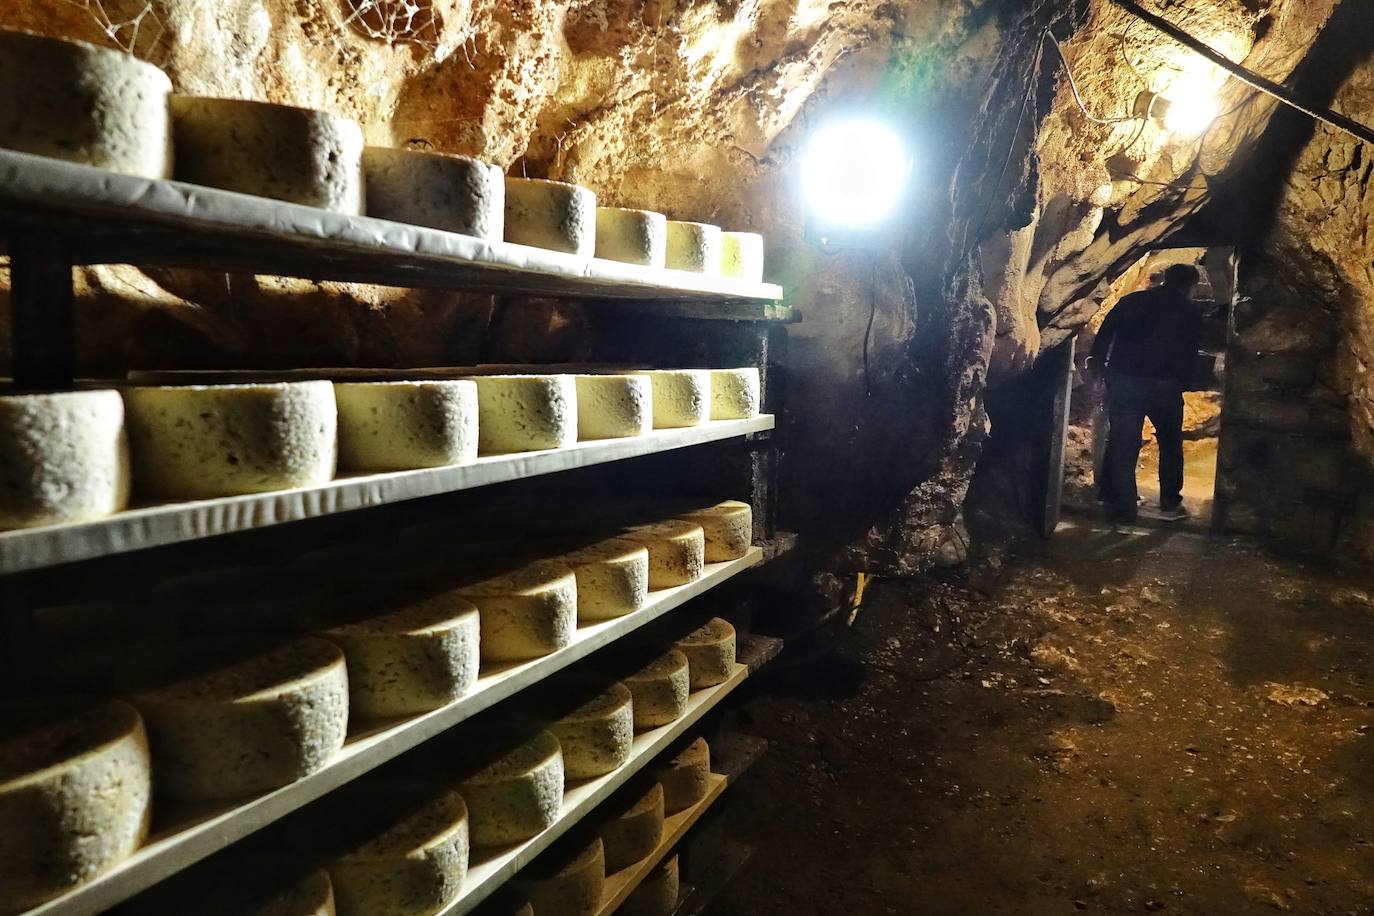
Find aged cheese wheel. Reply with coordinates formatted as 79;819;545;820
574;374;651;441
719;231;765;282
625;521;704;589
681;500;753;562
650;738;710;815
560;539;649;621
632;371;709;429
132;638;349;801
708;368;761;421
598;782;664;872
471;375;577;454
0;29;172;178
505;178;596;256
549;682;633;781
329;786;469;916
521;838;604;916
123;381;337;499
257;870;336;916
595;207;667;267
619;854;678;916
363;147;504;240
457;560;577;662
621;650;690;730
0;390;130;530
335;380;478;472
0;699;151;915
665;221;722;273
324;596;481;719
458;729;564;847
171;97;364;213
674;618;736;689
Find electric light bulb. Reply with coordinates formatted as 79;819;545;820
1163;93;1219;135
802;118;910;229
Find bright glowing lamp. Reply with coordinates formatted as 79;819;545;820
1161;92;1218;135
802;118;910;229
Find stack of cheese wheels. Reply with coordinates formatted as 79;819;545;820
0;699;151;915
548;682;634;780
621;650;690;730
505;178;596;256
458;729;565;847
633;370;709;429
626;520;705;589
170;97;364;213
0;390;130;530
665;221;722;273
0;29;173;178
363;147;504;241
323;594;481;719
595;207;667;267
619;854;679;916
680;500;753;562
334;380;478;472
123;381;338;499
720;231;765;282
456;560;577;662
521;838;605;916
674;618;737;689
131;638;349;800
574;374;651;441
471;375;577;454
257;870;337;916
708;368;761;420
328;784;470;916
559;538;649;621
598;782;665;872
651;738;711;814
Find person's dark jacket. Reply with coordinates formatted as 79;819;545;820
1089;285;1202;384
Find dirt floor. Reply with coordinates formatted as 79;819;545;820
711;521;1374;915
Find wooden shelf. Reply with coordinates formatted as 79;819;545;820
0;416;774;573
441;664;751;916
20;552;761;916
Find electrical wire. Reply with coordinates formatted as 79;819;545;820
1042;28;1138;125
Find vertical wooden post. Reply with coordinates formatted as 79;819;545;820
1039;339;1076;538
9;231;76;388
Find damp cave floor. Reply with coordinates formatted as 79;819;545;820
710;521;1374;915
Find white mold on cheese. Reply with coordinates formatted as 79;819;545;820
0;390;130;530
549;682;633;781
457;560;577;662
625;520;705;589
681;500;753;562
595;207;667;267
559;538;649;621
458;729;564;847
708;368;761;421
664;221;722;273
364;147;504;240
521;837;604;916
471;375;577;454
335;380;478;472
719;231;765;282
633;370;710;429
621;650;690;730
650;737;710;815
504;178;596;256
674;617;737;690
597;781;664;872
574;374;651;441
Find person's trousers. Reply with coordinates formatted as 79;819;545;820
1104;376;1185;522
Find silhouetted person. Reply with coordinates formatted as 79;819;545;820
1087;263;1203;525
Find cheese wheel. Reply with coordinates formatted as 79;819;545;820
0;390;130;530
0;700;151;915
665;221;722;273
595;207;667;267
681;500;753;562
0;29;172;178
471;375;577;454
335;380;478;472
719;231;765;282
574;374;651;441
626;521;704;589
257;870;336;916
123;381;338;499
708;368;761;421
549;683;633;780
651;738;710;815
674;618;736;689
622;650;689;730
633;371;709;429
171;97;364;213
329;786;469;916
522;838;604;916
598;782;664;872
560;539;649;621
619;854;678;916
324;596;481;719
363;147;504;241
504;178;596;256
457;561;577;662
132;638;349;801
458;729;564;847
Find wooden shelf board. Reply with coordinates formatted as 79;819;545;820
736;633;785;673
710;733;769;786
